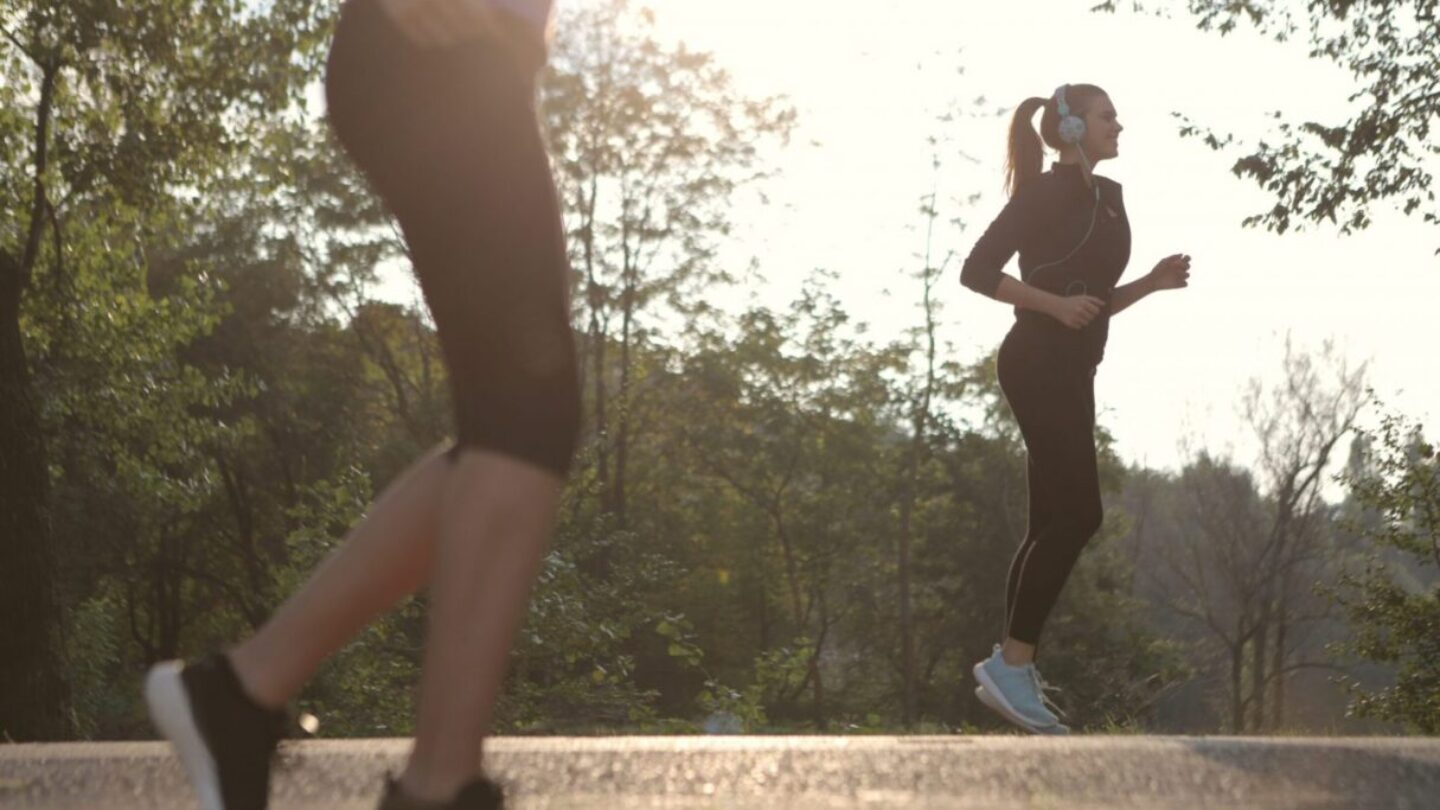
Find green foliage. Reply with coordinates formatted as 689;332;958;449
696;676;768;733
489;499;722;733
63;589;126;740
1330;406;1440;732
750;640;817;712
1097;0;1440;242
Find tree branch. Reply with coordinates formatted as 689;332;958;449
20;56;60;287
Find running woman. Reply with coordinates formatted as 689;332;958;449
145;0;577;808
960;84;1191;734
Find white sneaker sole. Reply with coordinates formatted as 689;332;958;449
972;663;1069;735
974;686;1070;735
146;661;226;810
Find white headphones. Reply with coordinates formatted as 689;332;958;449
1053;83;1098;196
1054;84;1087;145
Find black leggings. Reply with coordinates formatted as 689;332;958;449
324;0;579;477
996;324;1104;646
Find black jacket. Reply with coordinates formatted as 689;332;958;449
960;162;1132;365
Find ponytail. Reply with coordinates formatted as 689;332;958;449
1004;84;1109;197
1005;97;1048;198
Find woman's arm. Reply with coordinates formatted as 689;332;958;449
1108;274;1155;316
993;276;1104;331
959;183;1104;330
1111;253;1191;316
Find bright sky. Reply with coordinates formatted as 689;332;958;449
374;0;1439;478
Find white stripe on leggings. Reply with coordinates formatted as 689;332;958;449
1005;538;1040;640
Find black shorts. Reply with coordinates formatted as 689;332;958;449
324;0;580;476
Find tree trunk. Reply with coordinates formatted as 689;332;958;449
1230;637;1244;733
591;328;610;505
812;588;828;730
578;179;610;512
1273;596;1288;730
898;400;928;728
896;352;930;730
614;263;633;527
773;506;804;628
1250;619;1268;733
0;251;69;740
757;570;771;651
897;487;916;727
896;187;944;728
0;59;69;741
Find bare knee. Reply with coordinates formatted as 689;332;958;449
439;447;563;539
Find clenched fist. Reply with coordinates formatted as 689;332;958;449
1149;253;1192;291
1048;294;1105;330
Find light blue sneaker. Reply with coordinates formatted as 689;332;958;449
972;645;1070;735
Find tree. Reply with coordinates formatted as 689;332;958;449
1154;454;1274;731
35;107;426;738
1243;338;1367;729
676;278;902;728
1096;0;1440;242
0;0;327;740
1331;405;1440;732
894;186;948;727
1145;338;1365;731
541;0;795;524
892;138;975;724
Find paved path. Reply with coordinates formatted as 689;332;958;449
3;736;1438;809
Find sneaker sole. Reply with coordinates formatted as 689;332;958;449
146;661;226;810
974;686;1070;735
972;663;1068;735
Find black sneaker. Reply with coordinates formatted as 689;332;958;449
376;775;506;810
145;653;287;810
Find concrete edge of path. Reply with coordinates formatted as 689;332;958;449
2;736;1438;810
